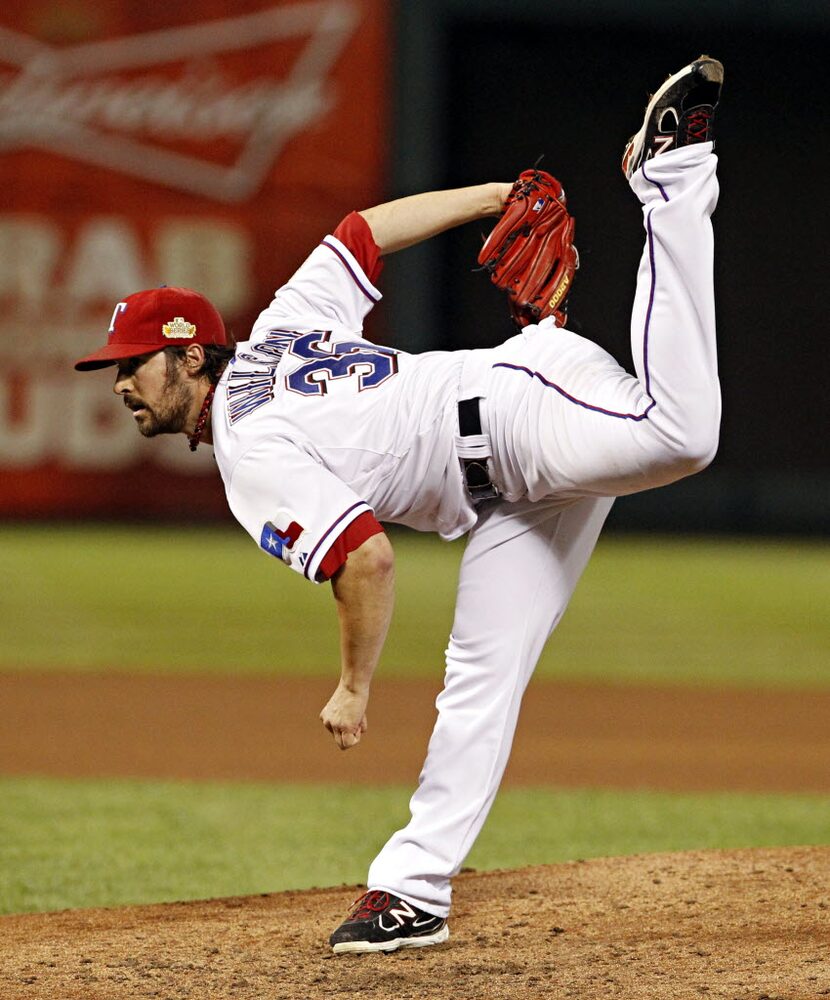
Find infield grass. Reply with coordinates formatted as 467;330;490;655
1;525;827;688
2;775;830;916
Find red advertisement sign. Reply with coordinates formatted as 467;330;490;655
0;0;389;517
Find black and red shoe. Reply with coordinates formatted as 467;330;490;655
622;55;724;179
329;889;449;954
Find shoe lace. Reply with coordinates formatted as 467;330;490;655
348;890;391;921
685;106;714;142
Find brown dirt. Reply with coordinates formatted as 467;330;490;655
3;672;830;997
2;672;830;792
1;847;829;1000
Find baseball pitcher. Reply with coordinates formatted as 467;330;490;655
76;56;724;954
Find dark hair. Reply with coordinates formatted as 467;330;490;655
164;342;236;385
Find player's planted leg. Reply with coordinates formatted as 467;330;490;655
362;497;613;919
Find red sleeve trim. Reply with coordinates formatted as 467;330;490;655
332;212;384;284
316;511;385;582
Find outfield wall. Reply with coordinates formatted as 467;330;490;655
382;1;829;534
0;0;826;533
0;0;389;520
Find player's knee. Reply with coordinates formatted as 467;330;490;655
661;421;720;481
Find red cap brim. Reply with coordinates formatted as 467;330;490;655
74;342;164;372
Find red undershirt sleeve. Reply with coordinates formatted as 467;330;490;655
316;510;385;582
332;212;384;284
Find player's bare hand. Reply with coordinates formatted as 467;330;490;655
495;182;513;210
320;683;369;751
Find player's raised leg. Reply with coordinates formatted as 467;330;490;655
622;55;723;478
485;56;723;501
339;496;613;934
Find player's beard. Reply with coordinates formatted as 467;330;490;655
130;360;193;438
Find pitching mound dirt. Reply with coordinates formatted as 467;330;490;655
2;846;828;1000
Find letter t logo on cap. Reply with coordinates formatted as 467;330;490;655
109;301;128;336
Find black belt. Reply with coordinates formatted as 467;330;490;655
458;398;500;504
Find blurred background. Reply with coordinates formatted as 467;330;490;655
1;0;827;533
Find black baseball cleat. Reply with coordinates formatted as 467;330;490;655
329;889;449;954
622;55;724;179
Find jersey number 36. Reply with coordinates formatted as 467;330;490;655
286;333;399;396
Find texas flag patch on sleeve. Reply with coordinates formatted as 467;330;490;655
260;518;305;563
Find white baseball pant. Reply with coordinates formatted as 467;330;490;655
368;144;720;916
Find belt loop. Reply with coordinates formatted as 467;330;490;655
456;397;500;504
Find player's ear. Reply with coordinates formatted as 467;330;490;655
182;343;207;376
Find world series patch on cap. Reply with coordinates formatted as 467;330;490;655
74;286;227;371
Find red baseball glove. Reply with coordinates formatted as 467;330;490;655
478;168;578;328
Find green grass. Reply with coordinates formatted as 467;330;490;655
1;525;828;687
2;775;829;916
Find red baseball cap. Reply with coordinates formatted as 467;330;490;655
74;286;227;371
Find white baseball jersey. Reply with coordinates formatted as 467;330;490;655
211;233;476;583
